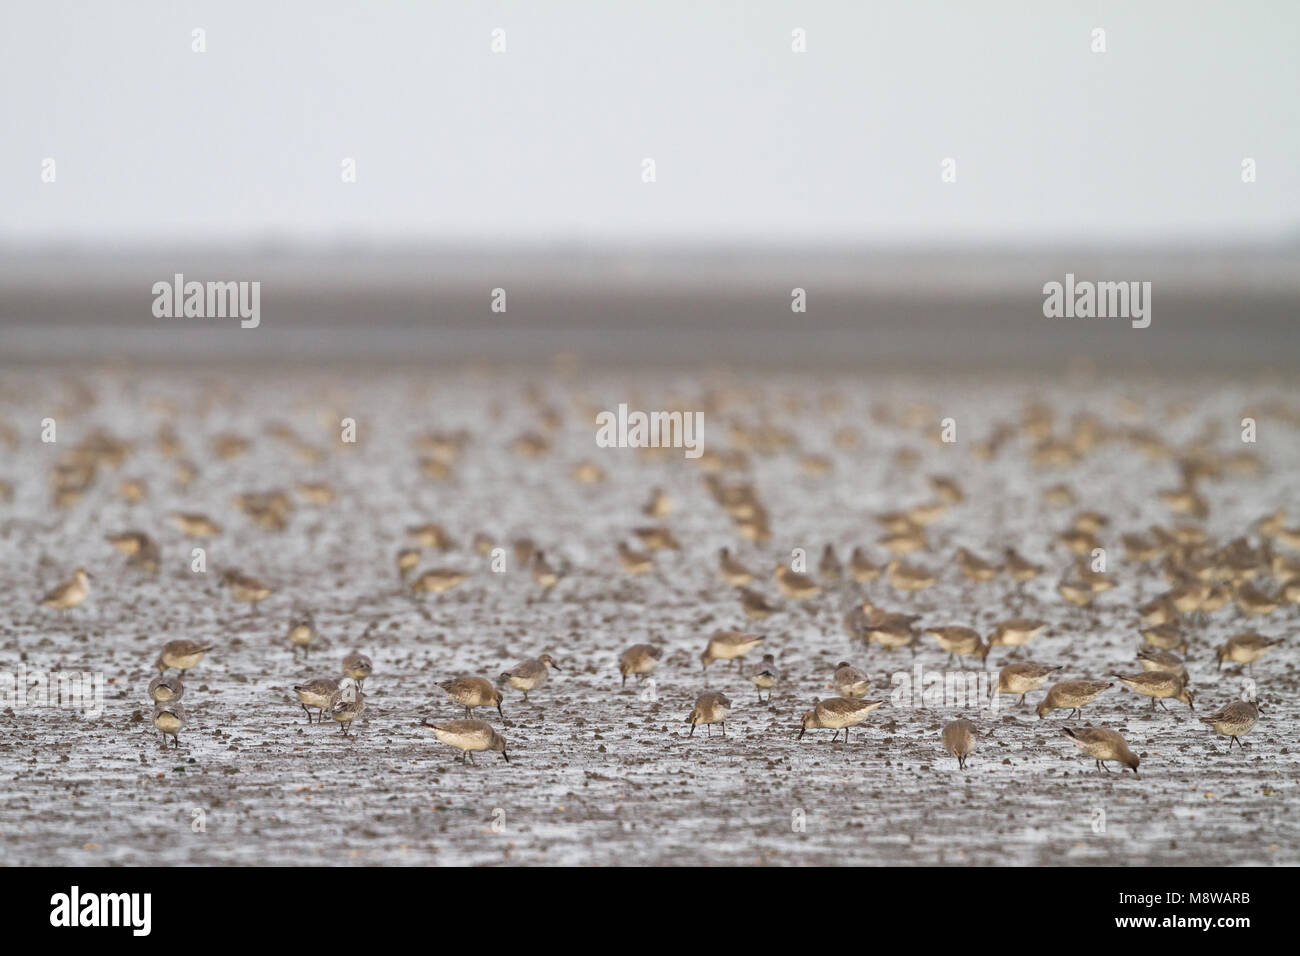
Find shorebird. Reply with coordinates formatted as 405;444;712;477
633;526;680;551
531;551;561;590
700;630;764;670
169;512;222;537
421;718;509;764
989;618;1047;650
686;691;732;737
1235;582;1279;617
955;548;999;582
342;652;373;689
1057;578;1096;607
996;663;1061;707
329;679;365;735
1139;622;1187;653
1215;633;1282;674
833;661;871;698
155;640;213;674
848;547;881;583
437;676;504;718
153;702;185;748
737;586;780;620
40;568;91;611
1036;679;1113;719
1112;671;1195;712
879;527;927;555
642;487;672;518
930;475;964;504
406;522;455;550
286;612;315;657
222;570;273;609
942;718;980;769
818;545;843;581
296;481;335;505
925;626;989;668
1200;697;1261;750
411;567;468;594
886;560;935;593
718;548;755;586
293;677;339;723
1136;647;1187;682
864;615;918;653
774;564;820;599
798;697;883;744
395;547;421;579
617;542;654;575
1002;548;1043;582
749;654;779;702
500;654;561;702
1137;595;1178;629
618;644;662;687
1061;727;1139;775
1122;533;1164;562
106;531;160;571
147;675;184;703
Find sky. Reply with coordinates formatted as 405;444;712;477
2;1;1297;246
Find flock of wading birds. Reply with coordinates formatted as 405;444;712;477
24;402;1296;773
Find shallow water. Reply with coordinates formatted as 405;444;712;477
0;363;1296;866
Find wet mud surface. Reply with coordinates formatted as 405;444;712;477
0;364;1296;865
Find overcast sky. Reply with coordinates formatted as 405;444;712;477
3;1;1297;246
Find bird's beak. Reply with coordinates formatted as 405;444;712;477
552;663;562;671
501;752;509;763
797;727;805;740
497;704;504;719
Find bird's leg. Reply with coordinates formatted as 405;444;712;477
1017;694;1026;708
721;722;726;737
301;703;313;724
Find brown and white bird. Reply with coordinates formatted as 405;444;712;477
996;663;1061;707
718;548;755;586
421;717;508;764
749;654;780;702
1036;679;1113;719
436;676;504;719
40;568;91;611
941;718;980;770
618;644;662;687
155;640;213;674
833;661;872;699
1199;696;1261;750
293;677;339;724
700;630;764;670
686;691;732;737
798;697;884;744
774;564;820;599
499;654;561;702
1061;726;1140;775
152;701;185;749
1111;671;1195;713
1216;633;1282;674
